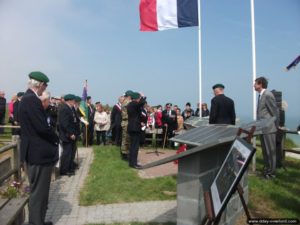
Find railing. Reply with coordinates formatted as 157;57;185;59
0;138;21;184
283;130;300;156
0;132;27;225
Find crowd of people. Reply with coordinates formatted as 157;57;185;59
0;71;282;225
0;86;218;156
0;79;240;171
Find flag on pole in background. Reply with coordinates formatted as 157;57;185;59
140;0;198;31
79;80;89;119
286;55;300;71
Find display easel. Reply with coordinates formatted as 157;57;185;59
147;127;165;156
202;184;251;225
201;126;256;225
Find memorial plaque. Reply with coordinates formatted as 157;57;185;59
210;137;255;219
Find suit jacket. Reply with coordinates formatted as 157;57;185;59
19;89;59;165
58;103;77;143
127;98;146;133
209;94;236;125
0;96;6;120
87;104;95;128
111;103;122;128
12;99;21;135
74;107;82;136
162;109;178;131
257;89;278;133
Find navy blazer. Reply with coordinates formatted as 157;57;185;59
19;89;59;165
127;98;146;133
209;94;236;125
162;109;178;131
58;103;77;143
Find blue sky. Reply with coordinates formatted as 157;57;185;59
0;0;299;126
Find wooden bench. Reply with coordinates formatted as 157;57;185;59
0;142;29;225
0;197;28;225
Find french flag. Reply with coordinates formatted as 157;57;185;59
140;0;198;31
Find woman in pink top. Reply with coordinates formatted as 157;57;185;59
154;105;163;128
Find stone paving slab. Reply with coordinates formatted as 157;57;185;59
137;148;178;179
44;147;177;225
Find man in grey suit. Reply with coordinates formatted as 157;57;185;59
254;77;278;179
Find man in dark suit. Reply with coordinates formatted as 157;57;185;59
209;84;236;125
254;77;278;179
12;92;24;136
58;94;77;176
127;92;146;168
0;91;6;134
111;96;124;146
87;96;95;145
162;103;178;148
19;71;58;225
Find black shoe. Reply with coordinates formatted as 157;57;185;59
132;164;142;169
67;171;75;176
263;174;275;180
73;162;79;169
44;221;53;225
121;153;128;161
60;171;75;177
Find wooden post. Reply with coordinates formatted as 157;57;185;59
85;124;88;147
163;126;168;149
13;136;21;181
237;184;251;220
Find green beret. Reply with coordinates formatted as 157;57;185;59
212;83;225;89
64;94;76;101
131;92;141;100
17;92;24;97
124;90;134;97
75;96;82;102
28;71;49;83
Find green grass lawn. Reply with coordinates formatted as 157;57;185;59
80;143;300;221
248;151;300;219
79;145;177;206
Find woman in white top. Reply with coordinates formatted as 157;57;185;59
94;104;109;145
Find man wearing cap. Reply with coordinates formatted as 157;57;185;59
71;96;85;170
81;96;95;146
127;92;146;168
209;84;236;125
19;71;58;225
0;91;6;134
58;94;77;176
120;90;133;160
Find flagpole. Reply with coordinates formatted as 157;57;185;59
250;0;257;172
198;0;202;118
250;0;257;121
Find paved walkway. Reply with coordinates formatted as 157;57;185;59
45;147;177;225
